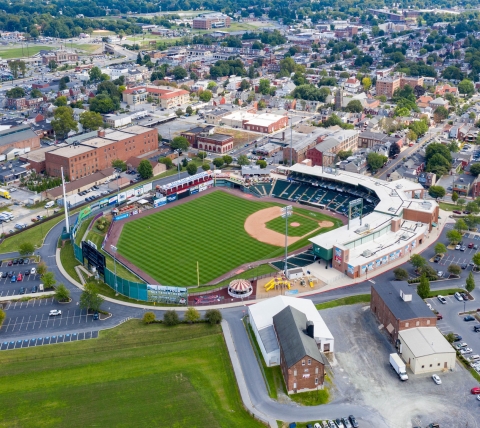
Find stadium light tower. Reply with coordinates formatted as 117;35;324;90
282;205;293;279
111;245;118;295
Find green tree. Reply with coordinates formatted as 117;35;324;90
256;159;267;168
464;214;478;230
337;150;353;161
393;268;409;281
410;254;427;270
366;152;387;172
362;77;372;91
0;308;5;327
41;271;56;289
454;219;468;233
205;309;222;325
197;151;207;160
469;163;480;176
447;264;461;276
30;88;42;98
48;60;57;71
258;100;266;110
472;252;480;271
79;111;104;131
345;99;363;113
446;229;462;245
55;283;70;302
458;79;475;97
466;271;475;292
173;66;187;80
89;94;118;114
158;157;173;169
207;81;217;90
79;281;104;312
457;198;466;209
54;96;67;107
445;332;456;343
36;262;47;276
237;154;250;166
202;163;210;171
213;157;224;168
18;242;35;256
199;90;212;102
466;201;480;215
58;77;68;91
171;136;189;152
434;243;447;255
143;312;156;324
88;66;102;82
433;106;449;123
417;274;430;299
51;106;78;139
186;162;197;175
112;159;127;172
137;159;153;179
6;87;25;99
184;307;200;324
240;79;250;91
451;192;459;204
186;106;193;115
258;78;271;95
163;310;179;326
175;108;184;117
428;185;446;199
223;155;233;165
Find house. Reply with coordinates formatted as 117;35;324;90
416;95;433;109
344;77;361;93
273;305;327;394
429;98;449;110
126;156;166;176
434;84;458;97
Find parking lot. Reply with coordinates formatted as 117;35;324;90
1;330;99;350
433;229;480;271
320;304;479;428
0;259;40;296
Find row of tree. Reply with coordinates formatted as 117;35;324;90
143;308;222;326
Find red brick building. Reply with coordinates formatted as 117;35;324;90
370;281;437;343
273;306;326;394
0;125;41;152
193;13;231;29
45;126;157;180
197;133;233;154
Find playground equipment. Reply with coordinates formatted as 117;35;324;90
264;274;291;292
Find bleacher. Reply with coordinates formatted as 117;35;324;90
300;186;318;202
249;186;264;197
271;180;291;198
262;183;273;196
289;184;310;201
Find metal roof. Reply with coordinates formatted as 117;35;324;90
0;125;38;147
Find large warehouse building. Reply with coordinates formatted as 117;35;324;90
248;295;334;367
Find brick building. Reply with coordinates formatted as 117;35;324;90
180;125;215;148
197;133;233;154
122;86;190;109
370;281;437;343
45;126;157;180
375;75;424;99
41;49;78;65
306;130;359;167
358;131;404;149
273;305;326;394
193;13;231;29
0;125;41;153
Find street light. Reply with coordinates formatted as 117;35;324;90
282;205;293;280
111;245;118;295
175;150;181;180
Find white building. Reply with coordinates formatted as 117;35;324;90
248;295;334;367
398;327;456;374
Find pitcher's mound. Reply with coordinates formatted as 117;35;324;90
290;222;300;227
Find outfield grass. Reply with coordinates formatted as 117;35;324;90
117;191;340;285
212;264;277;287
0;320;263;428
0;45;52;59
266;213;321;237
315;294;371;310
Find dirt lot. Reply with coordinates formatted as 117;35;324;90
214;127;261;147
320;304;480;428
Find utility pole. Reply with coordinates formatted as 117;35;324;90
282;205;292;279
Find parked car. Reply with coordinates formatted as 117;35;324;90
342;417;352;428
460;292;469;300
453;334;463;341
23;258;29;265
17;273;22;281
470;387;480;394
437;295;447;304
461;263;468;269
455;244;461;250
454;292;463;301
93;312;99;320
432;374;442;384
19;287;25;294
31;285;38;293
12;258;18;264
460;246;467;251
30;267;36;275
474;325;480;332
2;271;7;278
437;271;444;277
436;314;443;320
464;315;476;322
49;309;62;316
460;347;473;355
468;243;474;248
434;255;441;263
349;416;359;428
24;269;30;276
10;275;16;282
453;210;462;214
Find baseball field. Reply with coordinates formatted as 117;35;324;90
116;191;341;286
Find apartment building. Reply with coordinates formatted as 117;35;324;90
122;86;190;108
193;13;231;30
375;74;424;99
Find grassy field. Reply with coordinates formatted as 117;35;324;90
212;264;277;287
59;241;81;283
439;202;459;211
0;320;263;428
315;294;371;310
70;43;101;53
266;213;321;237
117;191;340;285
0;45;52;59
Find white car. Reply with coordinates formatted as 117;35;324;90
460;347;473;355
432;374;442;385
455;244;461;250
477;395;480;401
454;292;463;301
437;271;444;278
437;295;447;304
49;309;62;316
454;342;468;350
30;267;36;275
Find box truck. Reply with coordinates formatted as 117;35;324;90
389;353;408;381
0;188;11;199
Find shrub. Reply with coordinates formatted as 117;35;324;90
205;309;222;325
143;311;156;324
164;310;179;326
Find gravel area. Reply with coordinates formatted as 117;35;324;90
320;304;480;428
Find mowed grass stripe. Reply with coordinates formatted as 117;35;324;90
265;213;320;237
117;191;279;285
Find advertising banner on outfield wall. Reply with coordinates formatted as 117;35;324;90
77;206;91;222
108;195;118;205
153;197;167;208
118;192;127;203
134;186;144;197
143;182;153;193
147;284;187;304
113;213;130;221
126;189;135;199
166;193;177;203
99;198;109;208
189;185;199;195
199;180;214;192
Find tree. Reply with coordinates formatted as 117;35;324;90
18;242;35;256
256;159;267;168
433;106;449;123
58;78;67;91
79;281;104;312
362;77;372;91
205;309;222;325
48;60;57;71
240;79;250;91
446;229;462;245
36;262;47;276
345;99;363;113
337;150;353;161
366;152;387;172
6;87;25;99
464;214;478;231
213;157;224;168
458;79;475;97
112;160;127;172
445;332;456;343
137;159;153;179
466;201;480;215
0;308;4;327
410;254;427;270
175;108;184;117
466;271;475;292
163;310;179;326
54;96;67;107
258;100;266;110
428;185;446;199
472;252;480;270
454;219;468;234
451;192;459;204
417;274;431;299
79;111;103;131
30;88;42;98
223;155;233;165
184;307;200;324
51;106;78;139
258;78;271;95
55;283;70;302
469;163;480;177
173;66;187;80
434;243;447;255
186;106;193;115
457;198;466;209
199;90;212;102
143;312;156;324
202;163;210;171
237;154;250;166
389;143;400;158
42;271;56;289
447;264;461;276
207;81;217;90
186;162;197;175
171;136;189;152
197;151;207;160
159;157;173;169
393;268;409;281
88;66;102;82
89;94;118;114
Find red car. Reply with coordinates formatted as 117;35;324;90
471;387;480;394
437;314;443;320
453;210;462;214
468;243;474;249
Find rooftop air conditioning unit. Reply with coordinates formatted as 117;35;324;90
400;234;409;240
362;249;373;257
396;184;403;189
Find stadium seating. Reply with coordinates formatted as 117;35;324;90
270;250;317;271
271;179;291;197
263;183;273;196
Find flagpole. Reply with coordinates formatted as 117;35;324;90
197;261;200;287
